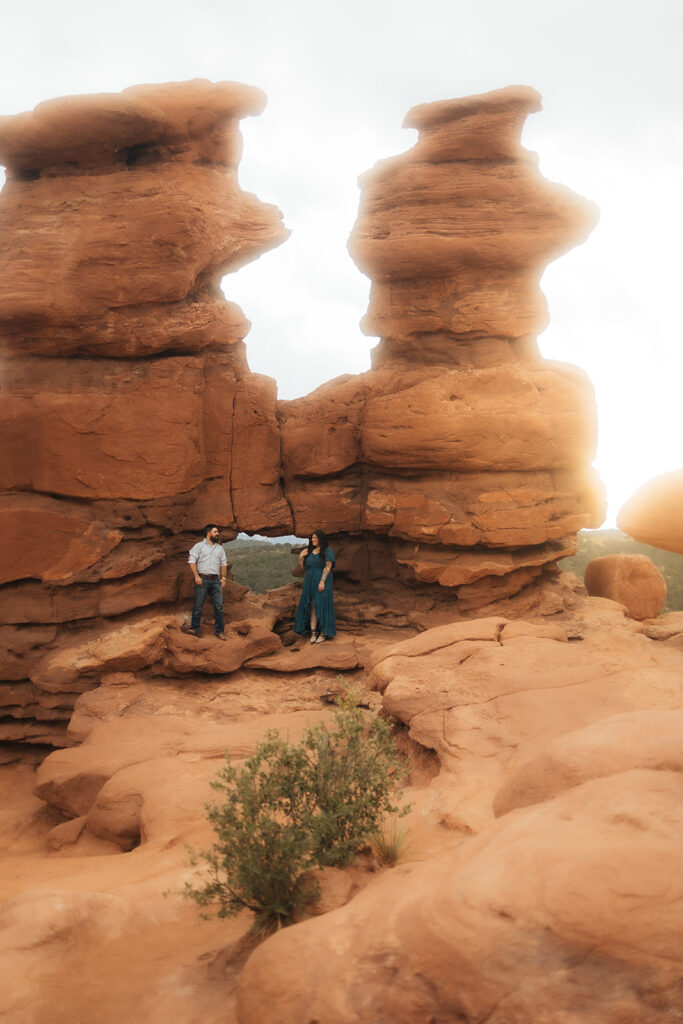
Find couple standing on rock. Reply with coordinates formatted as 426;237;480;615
181;524;336;643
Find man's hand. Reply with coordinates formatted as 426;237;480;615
193;576;201;586
221;578;226;588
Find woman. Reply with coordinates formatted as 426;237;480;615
294;530;336;642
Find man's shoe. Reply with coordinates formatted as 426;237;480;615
215;633;227;641
181;624;199;637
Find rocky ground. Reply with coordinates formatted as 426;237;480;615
2;78;682;1022
2;589;683;1023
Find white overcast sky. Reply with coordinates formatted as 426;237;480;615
1;0;681;525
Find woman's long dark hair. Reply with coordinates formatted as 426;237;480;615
308;529;329;559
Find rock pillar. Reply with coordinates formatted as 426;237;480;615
0;80;291;743
279;86;604;624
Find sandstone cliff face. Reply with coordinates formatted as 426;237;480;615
279;86;604;618
0;81;292;744
0;82;604;748
2;80;678;1024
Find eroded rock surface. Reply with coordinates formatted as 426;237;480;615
3;591;683;1022
0;666;359;1024
237;600;683;1023
280;85;604;618
366;603;682;830
1;82;608;746
584;553;667;619
237;770;683;1024
1;83;639;1021
0;80;292;740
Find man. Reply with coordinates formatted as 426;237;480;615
182;524;228;640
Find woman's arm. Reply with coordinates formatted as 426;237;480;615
317;560;333;592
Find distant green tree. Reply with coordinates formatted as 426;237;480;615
223;540;299;593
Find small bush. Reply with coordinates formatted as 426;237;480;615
182;691;409;934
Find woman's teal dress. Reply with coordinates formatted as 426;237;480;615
294;546;336;638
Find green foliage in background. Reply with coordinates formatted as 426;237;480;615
224;531;683;610
559;530;683;611
223;538;298;593
181;691;409;934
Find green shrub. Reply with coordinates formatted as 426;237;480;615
181;692;409;934
370;817;412;867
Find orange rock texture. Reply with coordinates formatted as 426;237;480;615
0;80;292;744
4;81;678;1024
238;603;683;1024
584;553;667;619
279;86;604;619
617;469;683;555
0;81;604;747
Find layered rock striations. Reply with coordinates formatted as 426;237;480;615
279;86;604;620
0;82;605;746
0;80;292;744
3;84;677;1022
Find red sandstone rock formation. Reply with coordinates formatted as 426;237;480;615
4;81;678;1024
279;86;604;619
0;82;605;749
617;468;683;555
238;770;683;1024
0;80;292;744
584;553;667;619
237;603;683;1024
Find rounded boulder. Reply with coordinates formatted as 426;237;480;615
584;553;666;620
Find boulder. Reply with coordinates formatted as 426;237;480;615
584;553;666;620
617;468;683;555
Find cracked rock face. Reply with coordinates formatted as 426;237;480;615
0;81;604;744
0;80;292;743
237;770;683;1024
237;610;683;1024
279;85;604;617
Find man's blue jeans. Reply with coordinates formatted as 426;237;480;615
190;576;224;634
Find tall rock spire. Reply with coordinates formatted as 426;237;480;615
280;86;604;619
0;80;291;744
